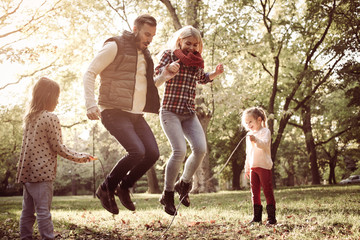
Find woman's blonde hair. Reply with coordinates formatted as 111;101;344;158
24;77;60;127
241;107;268;131
167;25;203;54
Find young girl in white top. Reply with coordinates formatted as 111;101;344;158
17;77;95;240
242;107;277;225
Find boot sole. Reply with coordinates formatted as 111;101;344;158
118;197;136;211
174;184;190;207
159;198;177;216
96;192;119;215
115;187;136;211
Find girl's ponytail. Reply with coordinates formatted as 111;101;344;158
257;107;268;128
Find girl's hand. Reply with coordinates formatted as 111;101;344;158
215;63;224;74
86;155;98;162
89;156;98;161
245;171;250;180
249;135;256;143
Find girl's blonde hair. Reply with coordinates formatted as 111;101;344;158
24;77;60;127
241;107;268;131
167;25;203;54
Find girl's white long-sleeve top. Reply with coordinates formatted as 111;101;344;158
244;127;273;174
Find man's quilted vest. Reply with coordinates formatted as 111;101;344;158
98;31;160;114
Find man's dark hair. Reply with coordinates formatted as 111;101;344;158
134;14;157;30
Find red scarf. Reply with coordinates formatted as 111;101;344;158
174;49;204;69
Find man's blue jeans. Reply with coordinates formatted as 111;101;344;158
101;109;159;191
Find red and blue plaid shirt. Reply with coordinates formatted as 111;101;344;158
155;50;212;115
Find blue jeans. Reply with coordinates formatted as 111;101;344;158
20;181;54;240
101;109;159;191
160;110;207;191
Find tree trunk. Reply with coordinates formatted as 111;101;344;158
232;158;241;190
328;154;337;184
146;166;161;193
1;170;11;192
159;0;182;30
192;107;216;193
231;132;247;190
185;0;199;28
71;174;79;195
302;106;321;185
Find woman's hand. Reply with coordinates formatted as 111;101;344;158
215;63;224;74
167;59;180;73
209;63;224;80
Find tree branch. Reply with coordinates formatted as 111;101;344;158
0;60;57;90
248;51;273;77
159;0;182;30
294;54;344;112
316;126;352;146
304;0;336;70
0;0;23;23
105;0;131;30
0;0;61;39
61;119;88;128
288;121;302;129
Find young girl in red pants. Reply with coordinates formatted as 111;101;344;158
242;107;277;225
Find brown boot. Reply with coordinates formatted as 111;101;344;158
115;185;136;211
174;180;192;207
159;191;177;216
266;204;277;225
249;204;262;224
96;185;119;214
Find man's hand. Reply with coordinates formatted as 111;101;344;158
86;106;101;120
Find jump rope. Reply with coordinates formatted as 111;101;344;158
96;134;248;238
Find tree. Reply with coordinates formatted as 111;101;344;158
218;0;359;185
0;105;23;195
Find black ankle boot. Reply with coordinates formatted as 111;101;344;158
249;204;262;224
266;204;277;225
159;191;176;216
174;180;192;207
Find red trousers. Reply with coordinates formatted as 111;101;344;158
250;167;276;206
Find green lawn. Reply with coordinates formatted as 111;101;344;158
1;185;359;239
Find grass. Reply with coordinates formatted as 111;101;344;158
1;184;359;239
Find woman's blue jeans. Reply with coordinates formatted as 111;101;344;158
101;109;159;191
160;110;207;191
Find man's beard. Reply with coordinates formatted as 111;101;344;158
134;33;149;50
134;33;143;49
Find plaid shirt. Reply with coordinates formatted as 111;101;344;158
155;50;212;115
